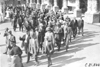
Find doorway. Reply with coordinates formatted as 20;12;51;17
57;0;63;9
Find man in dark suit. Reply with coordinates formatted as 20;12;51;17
77;17;84;36
70;18;78;38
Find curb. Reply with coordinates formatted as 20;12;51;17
85;22;100;27
92;23;100;27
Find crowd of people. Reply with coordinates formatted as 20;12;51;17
3;4;84;67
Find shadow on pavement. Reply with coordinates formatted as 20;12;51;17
70;31;99;45
52;57;86;67
0;28;13;31
22;31;99;67
23;61;37;67
67;43;99;54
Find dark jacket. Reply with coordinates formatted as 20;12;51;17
9;45;22;58
70;19;78;29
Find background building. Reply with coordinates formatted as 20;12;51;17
0;0;100;23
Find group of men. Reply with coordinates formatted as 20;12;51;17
4;28;23;67
3;4;84;67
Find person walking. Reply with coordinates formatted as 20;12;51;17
43;27;54;67
9;36;23;67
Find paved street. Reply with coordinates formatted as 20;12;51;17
0;21;100;67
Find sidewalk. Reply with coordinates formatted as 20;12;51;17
86;22;100;27
93;23;100;26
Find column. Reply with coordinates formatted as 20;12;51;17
0;3;2;22
53;0;59;12
54;0;58;7
86;0;92;13
74;0;81;17
26;0;29;6
41;0;45;5
98;0;100;11
41;0;47;11
37;0;39;4
36;0;41;9
0;3;3;22
62;0;68;13
85;0;99;23
92;0;98;13
0;3;2;14
30;0;33;4
33;0;36;9
46;0;52;10
47;0;50;5
62;0;67;8
75;0;80;10
29;0;32;7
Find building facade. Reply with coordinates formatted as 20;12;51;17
0;0;100;23
26;0;100;23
